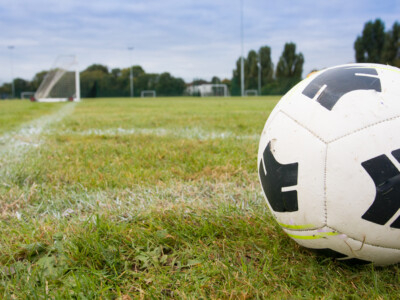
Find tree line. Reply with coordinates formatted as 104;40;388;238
354;19;399;67
228;42;304;96
227;18;399;96
0;64;186;99
79;65;187;97
0;18;398;98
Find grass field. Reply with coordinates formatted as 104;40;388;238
1;97;400;298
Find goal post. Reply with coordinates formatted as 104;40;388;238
20;91;35;100
34;55;81;102
244;89;258;96
210;84;228;97
141;90;156;98
187;84;228;97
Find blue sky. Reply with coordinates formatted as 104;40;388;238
0;0;399;84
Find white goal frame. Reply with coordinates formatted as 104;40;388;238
244;89;258;96
34;55;81;102
141;90;156;98
20;91;35;100
187;84;228;97
209;84;228;97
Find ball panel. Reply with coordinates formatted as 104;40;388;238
376;64;400;94
283;227;400;266
279;64;400;142
259;85;303;137
326;117;400;249
258;111;326;229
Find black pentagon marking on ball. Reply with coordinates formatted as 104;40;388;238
259;142;299;212
302;66;381;110
361;151;400;228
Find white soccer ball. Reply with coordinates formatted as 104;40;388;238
258;63;400;265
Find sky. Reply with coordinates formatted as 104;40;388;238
0;0;399;84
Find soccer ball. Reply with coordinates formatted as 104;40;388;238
258;63;400;265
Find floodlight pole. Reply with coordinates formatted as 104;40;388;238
74;55;81;102
128;47;134;98
8;46;15;99
258;50;261;96
240;0;245;97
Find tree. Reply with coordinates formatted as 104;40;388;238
192;79;208;85
211;76;221;84
31;70;49;90
14;78;31;98
135;73;158;96
230;43;304;96
221;78;231;92
156;72;185;96
0;83;11;98
274;42;304;94
276;42;304;79
230;58;242;96
354;19;386;63
245;50;258;90
80;65;110;97
130;66;145;78
382;22;400;67
259;46;274;86
84;64;109;74
111;68;121;78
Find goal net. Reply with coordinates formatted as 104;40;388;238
244;89;258;96
20;91;35;100
141;90;156;98
188;84;228;97
34;55;80;102
210;84;228;97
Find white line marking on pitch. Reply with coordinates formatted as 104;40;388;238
0;102;76;177
54;127;260;141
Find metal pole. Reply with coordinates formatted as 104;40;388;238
258;50;261;96
75;56;81;102
128;47;134;98
240;0;244;97
8;46;15;99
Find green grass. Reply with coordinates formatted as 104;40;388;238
0;100;64;135
1;97;400;298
